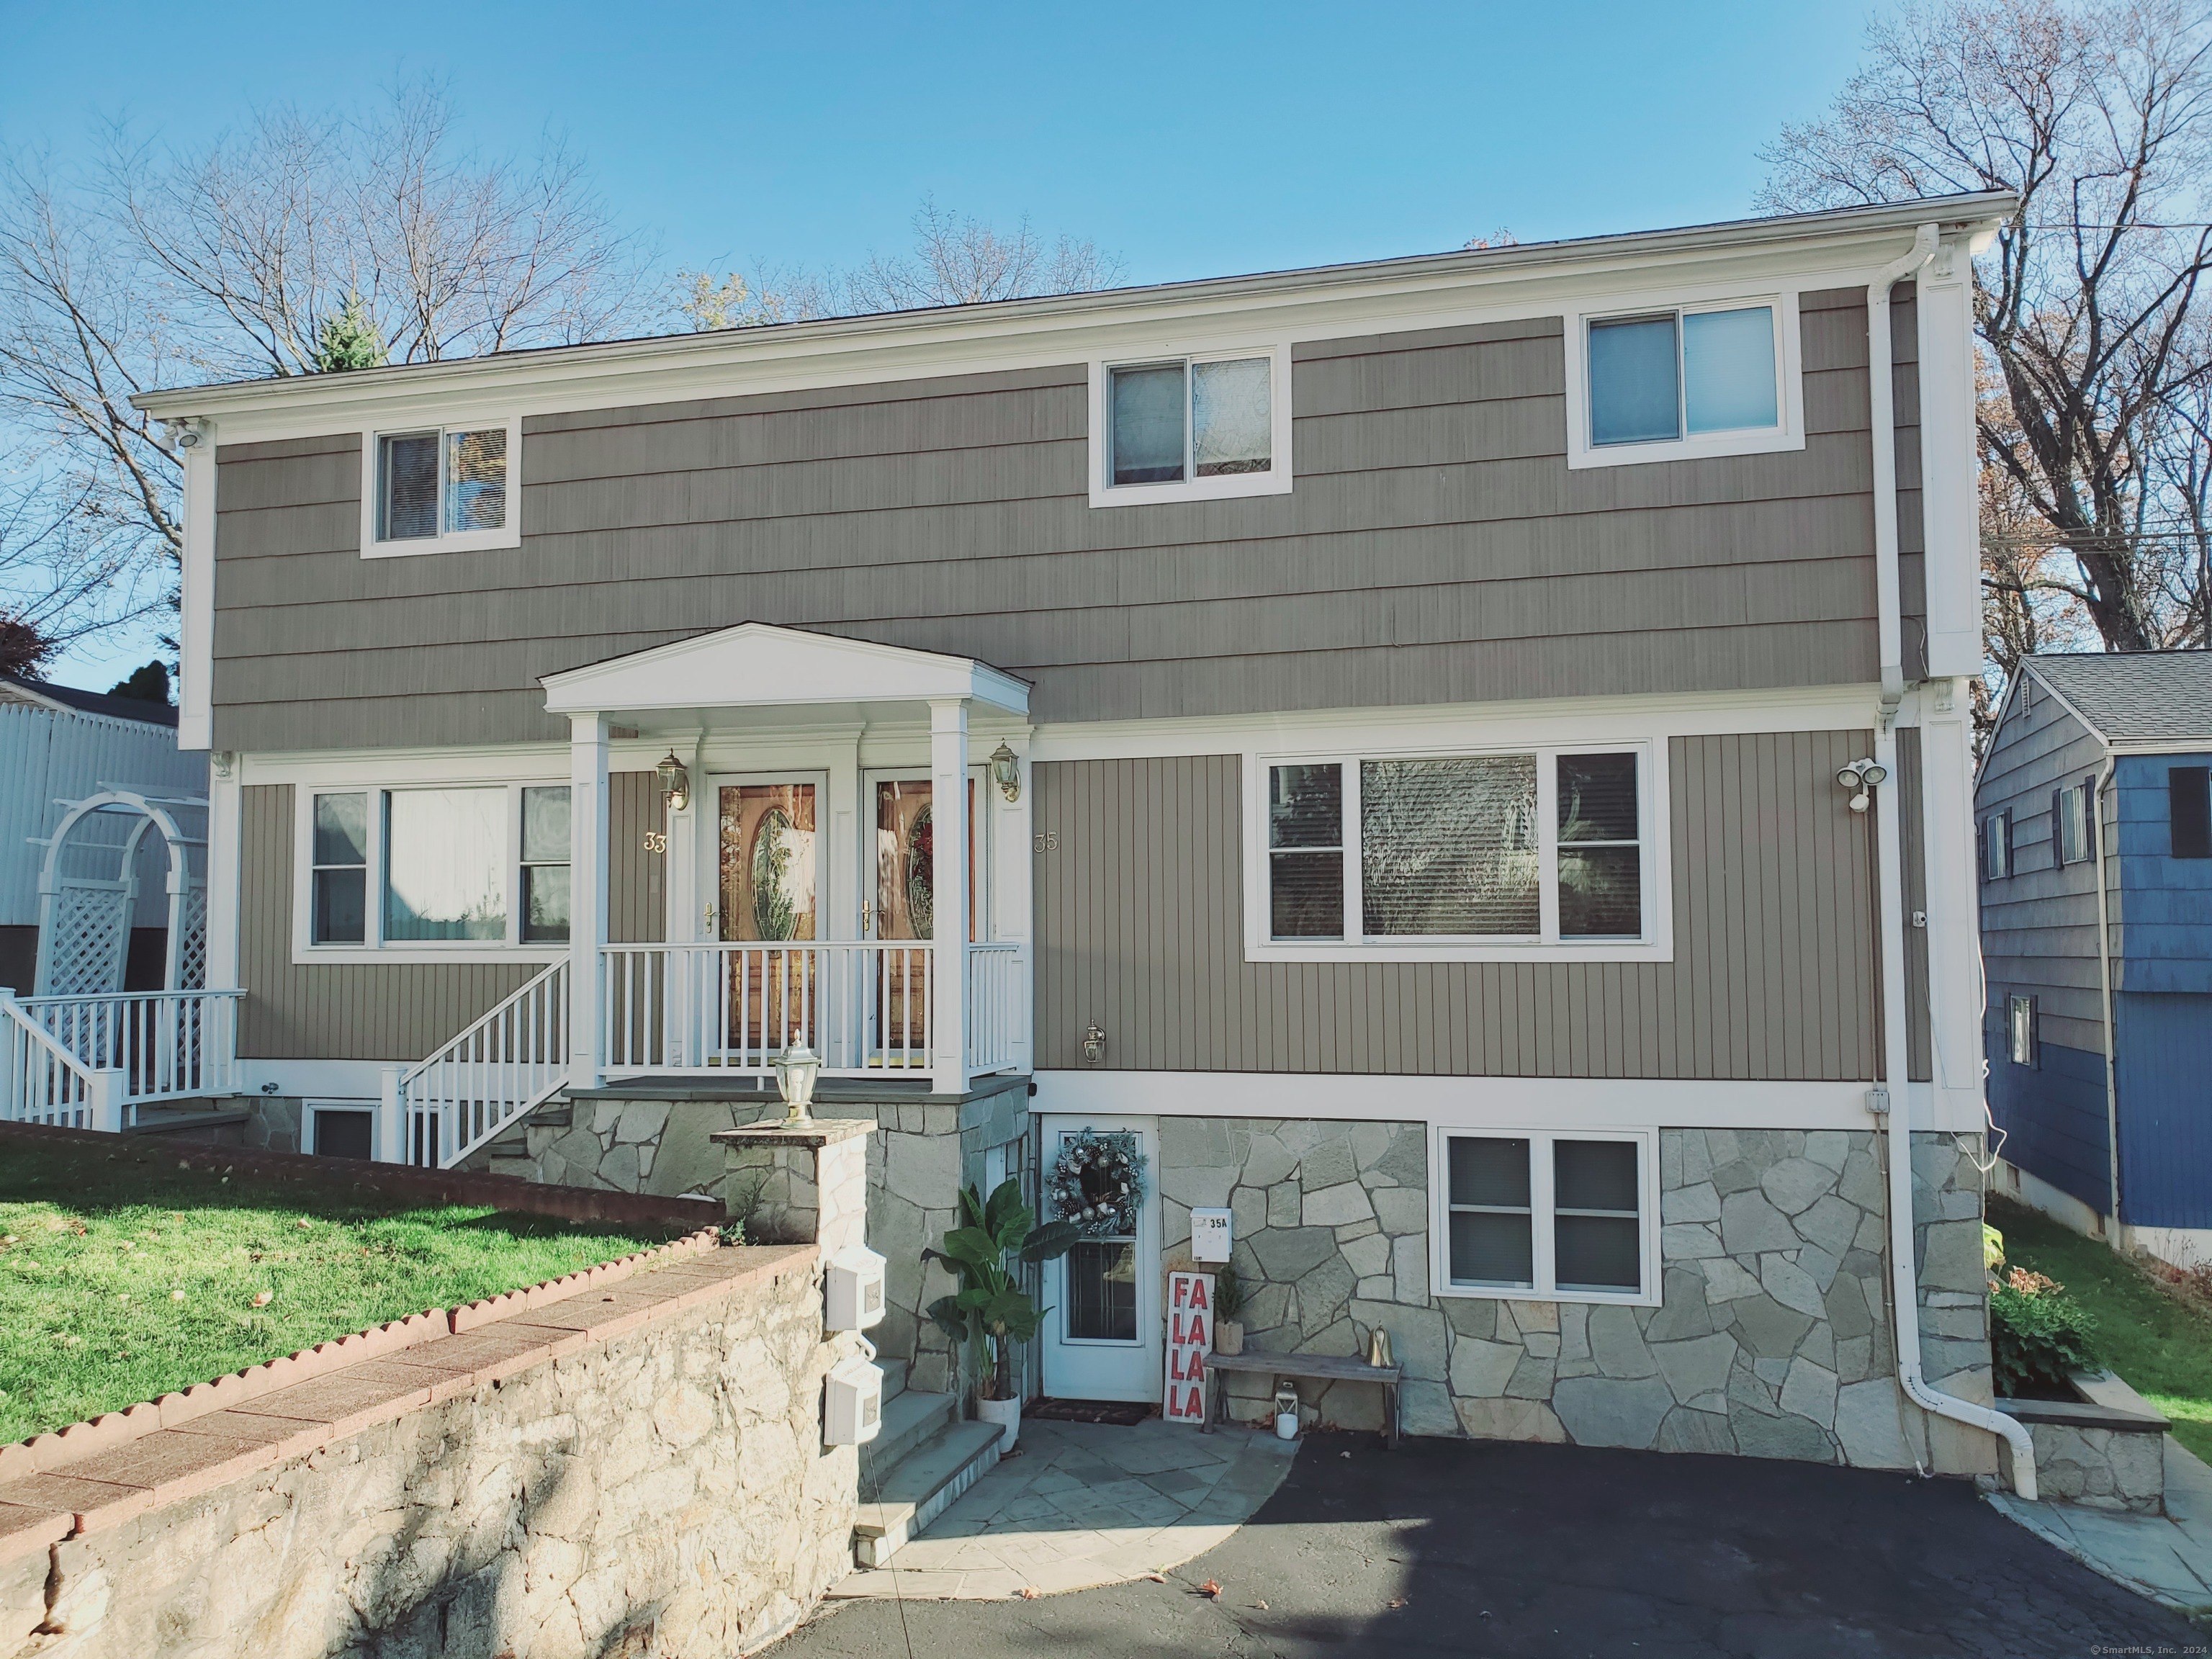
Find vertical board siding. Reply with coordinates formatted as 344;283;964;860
1032;732;1878;1079
240;783;554;1061
609;771;666;945
1897;727;1932;1082
211;292;1902;753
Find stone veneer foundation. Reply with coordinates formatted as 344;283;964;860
1161;1118;1996;1478
0;1242;856;1658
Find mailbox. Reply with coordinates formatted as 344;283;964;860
825;1244;888;1331
824;1354;883;1446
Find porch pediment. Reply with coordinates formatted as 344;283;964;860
539;621;1030;719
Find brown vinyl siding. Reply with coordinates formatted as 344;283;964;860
1031;733;1889;1079
210;290;1921;754
239;774;659;1062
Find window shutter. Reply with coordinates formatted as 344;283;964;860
2172;767;2212;860
2051;790;2064;866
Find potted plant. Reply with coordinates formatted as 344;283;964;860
927;1178;1078;1451
1213;1263;1246;1356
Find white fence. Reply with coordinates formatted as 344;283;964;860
390;958;569;1168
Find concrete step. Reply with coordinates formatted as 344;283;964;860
853;1420;1002;1568
122;1108;248;1140
860;1387;956;1485
878;1357;910;1402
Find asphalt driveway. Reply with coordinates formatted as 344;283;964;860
773;1434;2205;1658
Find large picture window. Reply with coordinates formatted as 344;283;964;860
1259;747;1652;954
1436;1129;1653;1303
299;781;569;956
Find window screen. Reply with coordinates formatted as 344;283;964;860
1361;757;1539;936
311;792;368;944
1682;307;1778;433
2172;767;2212;860
1446;1136;1534;1287
1192;357;1271;477
1269;763;1344;939
1110;364;1187;485
521;786;571;943
1588;315;1680;446
444;428;508;531
377;433;440;541
1557;752;1640;937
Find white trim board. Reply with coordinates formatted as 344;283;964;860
1030;1071;1969;1133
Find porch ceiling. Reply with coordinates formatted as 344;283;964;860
539;621;1030;725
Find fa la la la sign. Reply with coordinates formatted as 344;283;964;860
1164;1269;1214;1424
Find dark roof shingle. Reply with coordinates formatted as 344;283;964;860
2026;651;2212;743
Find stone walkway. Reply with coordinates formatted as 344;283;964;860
1991;1436;2212;1619
829;1416;1297;1601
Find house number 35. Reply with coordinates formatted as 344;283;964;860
642;830;668;854
1033;830;1059;854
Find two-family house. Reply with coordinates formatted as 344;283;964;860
113;190;2026;1503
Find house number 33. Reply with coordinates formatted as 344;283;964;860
1033;830;1059;854
642;831;668;854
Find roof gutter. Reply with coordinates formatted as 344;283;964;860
1867;225;2039;1501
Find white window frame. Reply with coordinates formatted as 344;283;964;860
1563;285;1804;471
359;414;524;558
1982;810;2012;881
2058;783;2090;866
292;778;568;964
1087;341;1294;508
303;1098;377;1158
2007;993;2038;1069
1241;734;1671;963
1429;1125;1660;1306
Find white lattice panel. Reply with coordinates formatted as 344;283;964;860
47;883;129;997
176;886;207;991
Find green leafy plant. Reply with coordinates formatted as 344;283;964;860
925;1179;1077;1402
1990;1265;2102;1396
1213;1262;1244;1323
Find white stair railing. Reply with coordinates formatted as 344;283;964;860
390;958;570;1168
21;990;243;1120
1;991;122;1132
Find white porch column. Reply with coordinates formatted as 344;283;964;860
570;714;611;1092
204;754;242;992
930;698;970;1096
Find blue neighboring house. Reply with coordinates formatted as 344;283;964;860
1978;649;2212;1264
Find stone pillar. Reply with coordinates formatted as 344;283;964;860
714;1119;874;1252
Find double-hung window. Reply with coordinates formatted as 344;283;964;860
2008;994;2039;1068
1256;746;1655;958
1982;811;2012;880
303;783;569;955
1435;1129;1654;1303
1568;295;1799;469
1091;346;1290;505
2056;782;2092;867
364;418;521;556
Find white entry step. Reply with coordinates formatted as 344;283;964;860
853;1419;1004;1568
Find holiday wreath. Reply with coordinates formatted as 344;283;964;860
1048;1128;1147;1236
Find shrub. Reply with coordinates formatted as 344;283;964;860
1990;1264;2102;1395
1213;1262;1244;1323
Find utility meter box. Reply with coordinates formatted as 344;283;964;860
825;1245;888;1331
824;1355;883;1446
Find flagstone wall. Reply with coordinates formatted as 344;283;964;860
1159;1117;1995;1478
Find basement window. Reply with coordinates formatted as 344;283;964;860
1433;1129;1656;1304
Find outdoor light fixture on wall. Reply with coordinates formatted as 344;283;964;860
655;750;691;814
989;742;1022;803
1836;757;1887;815
1079;1024;1107;1066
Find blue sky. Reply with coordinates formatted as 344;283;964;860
2;0;1883;684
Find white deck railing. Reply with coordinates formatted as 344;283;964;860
1;991;117;1131
19;989;242;1119
601;942;938;1076
391;958;570;1168
966;942;1025;1075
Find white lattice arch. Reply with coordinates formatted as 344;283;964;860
32;790;209;997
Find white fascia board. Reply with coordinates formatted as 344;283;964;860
135;196;2015;446
1027;683;1887;763
176;438;217;751
539;621;1030;718
1031;1071;1959;1132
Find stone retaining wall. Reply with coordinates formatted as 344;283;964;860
1;1244;855;1659
1163;1118;1995;1477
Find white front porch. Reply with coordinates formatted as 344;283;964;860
385;623;1036;1167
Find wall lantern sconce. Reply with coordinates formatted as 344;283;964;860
773;1035;822;1125
655;750;691;814
1079;1023;1107;1066
1835;757;1887;815
989;742;1022;804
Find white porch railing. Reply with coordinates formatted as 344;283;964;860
18;989;242;1120
966;942;1024;1076
390;958;570;1168
1;991;120;1131
599;941;1028;1079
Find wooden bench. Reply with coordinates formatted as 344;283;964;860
1202;1350;1402;1449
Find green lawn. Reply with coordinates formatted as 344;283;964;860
1988;1195;2212;1464
1;1139;683;1444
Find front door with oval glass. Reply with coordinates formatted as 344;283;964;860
866;775;977;1068
713;778;819;1061
1039;1115;1160;1403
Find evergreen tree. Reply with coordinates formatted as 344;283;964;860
313;293;386;372
108;660;171;706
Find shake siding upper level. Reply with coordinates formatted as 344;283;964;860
206;288;1926;753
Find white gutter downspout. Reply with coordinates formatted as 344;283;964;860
2092;753;2121;1253
1868;225;2039;1500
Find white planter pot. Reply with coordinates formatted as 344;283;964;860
1274;1411;1299;1441
977;1393;1022;1452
